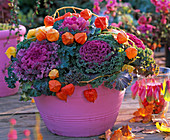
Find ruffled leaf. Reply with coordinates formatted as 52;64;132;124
115;70;133;91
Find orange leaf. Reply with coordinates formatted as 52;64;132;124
111;129;127;140
142;115;152;123
49;80;61;92
133;110;141;117
74;32;87;45
129;117;136;123
61;84;75;96
129;116;143;123
120;125;132;137
145;104;154;115
138;108;148;117
125;47;137;59
62;32;74;45
46;29;59;42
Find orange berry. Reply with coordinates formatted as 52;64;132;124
125;47;138;59
62;32;74;45
46;29;59;42
36;29;47;41
80;9;92;20
49;80;61;92
117;31;128;44
74;32;87;45
44;16;54;27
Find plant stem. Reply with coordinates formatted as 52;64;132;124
53;6;98;18
78;71;120;84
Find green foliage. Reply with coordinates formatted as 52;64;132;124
124;0;155;13
16;39;32;52
5;66;18;88
18;0;93;30
131;47;159;76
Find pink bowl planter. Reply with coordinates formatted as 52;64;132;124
0;25;26;97
34;84;125;137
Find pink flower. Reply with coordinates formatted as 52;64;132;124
161;15;167;24
10;118;16;125
104;10;110;15
93;2;100;14
150;0;157;5
136;24;156;34
111;21;122;27
131;81;139;99
151;0;170;13
138;15;152;25
23;129;31;137
8;129;17;140
106;0;117;11
134;9;140;13
138;86;146;102
127;33;145;50
112;12;116;17
146;85;154;103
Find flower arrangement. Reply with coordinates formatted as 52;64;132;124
5;6;159;102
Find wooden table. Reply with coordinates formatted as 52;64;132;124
0;86;170;140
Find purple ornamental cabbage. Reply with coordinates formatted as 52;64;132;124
79;40;111;66
127;33;145;50
58;16;90;34
13;40;60;81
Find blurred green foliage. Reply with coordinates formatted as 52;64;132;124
122;0;155;13
18;0;93;30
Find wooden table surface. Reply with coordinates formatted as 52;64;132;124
0;85;170;140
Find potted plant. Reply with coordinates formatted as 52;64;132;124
5;6;158;137
0;0;26;97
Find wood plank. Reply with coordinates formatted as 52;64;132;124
0;83;169;140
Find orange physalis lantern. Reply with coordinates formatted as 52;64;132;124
117;31;128;44
56;91;67;102
55;16;64;22
61;84;75;96
125;47;138;59
74;33;87;45
63;12;72;18
49;80;61;92
36;29;47;41
94;16;108;30
44;16;54;27
46;29;60;42
62;32;74;45
27;29;36;39
84;89;98;103
72;13;81;18
49;69;59;79
80;9;92;20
